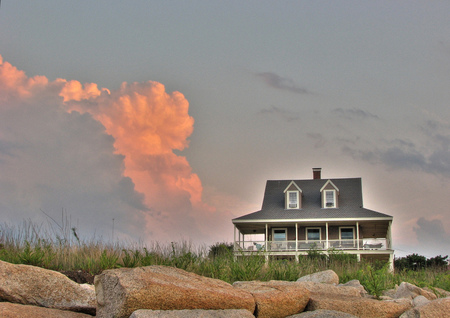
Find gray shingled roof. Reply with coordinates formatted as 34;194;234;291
233;178;392;222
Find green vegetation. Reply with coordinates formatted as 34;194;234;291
0;221;448;296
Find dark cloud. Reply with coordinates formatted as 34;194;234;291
332;108;379;120
256;72;310;94
413;217;449;257
258;105;300;122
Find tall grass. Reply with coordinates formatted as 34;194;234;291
0;221;448;295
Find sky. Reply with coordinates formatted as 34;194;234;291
0;1;449;258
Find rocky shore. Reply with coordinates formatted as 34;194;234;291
0;260;449;317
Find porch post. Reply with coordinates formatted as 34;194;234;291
325;222;329;249
265;223;269;263
389;253;394;272
295;223;299;262
387;220;392;249
356;221;360;250
234;225;236;251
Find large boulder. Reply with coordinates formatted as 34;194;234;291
0;302;94;318
286;309;359;317
233;280;310;318
0;260;96;314
400;297;450;318
338;280;367;297
306;294;411;318
297;270;339;285
129;309;255;318
393;282;437;301
95;265;255;318
297;282;362;298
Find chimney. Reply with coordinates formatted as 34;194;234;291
313;168;322;179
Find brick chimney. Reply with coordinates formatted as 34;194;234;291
313;168;322;179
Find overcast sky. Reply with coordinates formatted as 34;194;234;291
0;1;449;258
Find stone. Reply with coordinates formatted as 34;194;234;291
233;280;310;318
338;279;367;297
393;282;437;301
0;302;94;318
95;265;255;318
297;270;339;285
129;309;255;318
297;281;362;298
400;297;450;318
306;294;412;318
412;295;430;307
0;260;96;315
286;309;359;317
424;286;450;298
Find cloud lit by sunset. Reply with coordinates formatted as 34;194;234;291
0;55;227;243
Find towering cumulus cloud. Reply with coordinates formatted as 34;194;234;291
0;55;221;243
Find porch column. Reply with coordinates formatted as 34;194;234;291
357;254;361;262
389;253;394;272
295;223;298;252
234;225;236;250
325;222;329;249
265;223;269;263
356;221;360;250
387;220;392;249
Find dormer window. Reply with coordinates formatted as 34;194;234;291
284;181;302;209
320;179;339;209
288;191;298;209
325;190;336;208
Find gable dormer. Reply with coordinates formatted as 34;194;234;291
320;179;339;208
283;181;302;209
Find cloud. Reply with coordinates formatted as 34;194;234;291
0;55;231;244
256;72;310;94
413;217;450;257
257;105;300;122
332;108;379;120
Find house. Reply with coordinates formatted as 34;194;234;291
232;168;394;270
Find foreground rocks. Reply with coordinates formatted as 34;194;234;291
1;261;449;318
0;260;96;315
95;265;255;318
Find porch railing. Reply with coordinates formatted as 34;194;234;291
234;238;389;252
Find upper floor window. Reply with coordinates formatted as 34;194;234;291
284;181;302;209
320;179;339;208
325;190;336;208
288;191;298;209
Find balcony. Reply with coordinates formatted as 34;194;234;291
234;238;389;254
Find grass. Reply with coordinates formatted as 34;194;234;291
0;221;448;297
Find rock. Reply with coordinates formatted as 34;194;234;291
233;280;310;318
306;294;412;318
0;302;94;318
424;286;450;298
297;281;362;298
286;309;359;317
338;280;367;297
394;282;437;301
0;260;96;314
297;270;339;285
412;295;430;307
129;309;255;317
95;265;255;318
400;297;450;318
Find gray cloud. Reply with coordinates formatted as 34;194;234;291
413;217;449;257
256;72;310;94
0;100;149;241
258;105;300;122
332;108;379;120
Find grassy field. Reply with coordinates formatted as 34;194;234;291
0;221;449;298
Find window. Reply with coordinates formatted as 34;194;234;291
306;228;321;241
288;191;298;209
340;227;354;240
325;190;336;208
273;228;287;241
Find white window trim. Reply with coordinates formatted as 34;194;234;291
339;227;355;240
287;190;299;209
306;227;322;241
323;190;336;208
272;228;288;241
